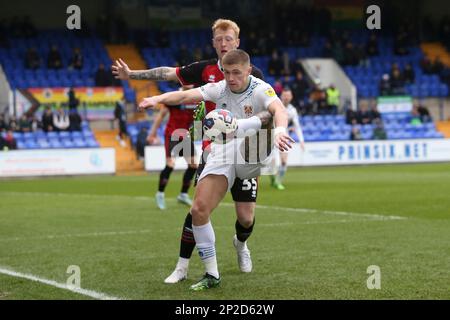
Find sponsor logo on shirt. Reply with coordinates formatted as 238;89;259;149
264;88;276;97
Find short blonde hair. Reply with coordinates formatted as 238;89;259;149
212;19;240;38
222;49;250;66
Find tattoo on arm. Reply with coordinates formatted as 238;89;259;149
130;67;171;80
255;110;273;128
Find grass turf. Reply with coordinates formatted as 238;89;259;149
0;162;449;299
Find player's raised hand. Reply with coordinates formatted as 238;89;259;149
138;96;159;111
112;58;130;80
274;131;294;152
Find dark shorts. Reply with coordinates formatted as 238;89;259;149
164;135;196;158
195;160;258;203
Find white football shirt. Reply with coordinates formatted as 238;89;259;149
199;75;280;164
199;75;279;119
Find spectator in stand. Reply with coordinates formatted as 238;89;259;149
68;87;80;111
53;108;70;132
366;34;379;56
357;103;371;125
8;117;18;132
390;68;405;95
309;81;327;115
114;97;127;147
69;110;82;131
379;74;392;96
281;52;292;76
368;102;381;123
246;31;260;56
291;71;309;107
322;41;333;58
2;130;17;150
421;57;434;74
192;47;203;62
30;115;40;132
414;103;432;123
281;72;292;87
410;107;422;125
350;126;362;141
268;49;283;77
326;84;340;114
372;118;387;140
47;45;63;69
0;133;5;150
136;127;149;160
25;47;41;69
343;42;359;66
394;26;409;55
202;44;215;60
0;114;7;132
403;63;415;84
70;47;83;70
345;108;358;125
18;114;31;133
41;106;54;132
273;78;284;96
95;63;111;87
176;44;193;67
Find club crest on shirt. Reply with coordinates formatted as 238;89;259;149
244;105;253;116
208;75;216;82
264;88;276;97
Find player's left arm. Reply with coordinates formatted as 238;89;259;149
268;100;294;152
292;110;305;150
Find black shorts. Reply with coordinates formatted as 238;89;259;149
165;135;196;158
195;161;258;203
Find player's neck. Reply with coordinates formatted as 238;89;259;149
230;78;251;94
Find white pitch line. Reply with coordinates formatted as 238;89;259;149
0;266;124;300
1;191;408;220
0;229;154;242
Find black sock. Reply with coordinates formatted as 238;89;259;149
158;165;173;192
181;166;197;193
235;218;255;242
179;212;196;259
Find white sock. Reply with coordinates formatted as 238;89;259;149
236;116;262;137
234;236;247;250
192;221;219;279
176;257;189;270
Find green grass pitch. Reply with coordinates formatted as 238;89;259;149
1;163;450;300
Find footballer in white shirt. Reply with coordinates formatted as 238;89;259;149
138;49;293;291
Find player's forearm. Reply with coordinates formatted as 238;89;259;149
293;119;305;143
149;109;166;136
129;67;177;81
273;108;289;129
157;91;191;106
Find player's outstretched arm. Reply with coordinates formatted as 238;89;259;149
112;58;178;81
292;113;305;151
138;88;204;111
147;106;169;145
268;100;294;152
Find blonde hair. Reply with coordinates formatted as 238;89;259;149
212;19;240;38
222;49;250;66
